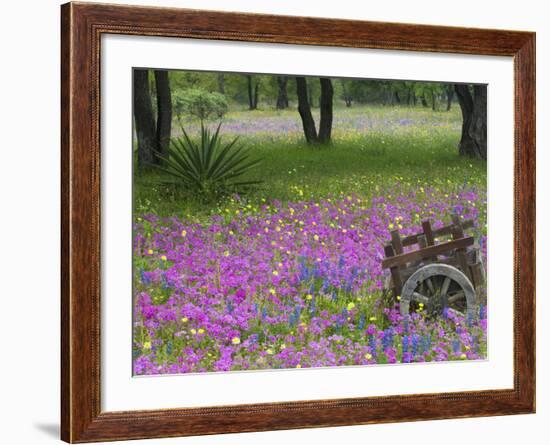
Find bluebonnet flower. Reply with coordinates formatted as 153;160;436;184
369;334;377;356
466;311;473;328
288;314;296;327
358;314;365;331
381;328;394;350
411;334;419;356
452;339;461;353
423;334;432;352
479;304;486;320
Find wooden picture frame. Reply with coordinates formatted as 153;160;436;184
61;1;535;442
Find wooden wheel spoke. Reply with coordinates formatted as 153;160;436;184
447;291;465;304
440;277;451;299
426;278;435;295
412;292;430;305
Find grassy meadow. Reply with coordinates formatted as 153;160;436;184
135;105;485;219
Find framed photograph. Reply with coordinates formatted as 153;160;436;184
61;2;535;442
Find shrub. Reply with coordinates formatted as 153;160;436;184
173;89;229;121
155;123;261;200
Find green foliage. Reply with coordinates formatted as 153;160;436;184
172;88;229;121
169;71;218;91
154;123;262;201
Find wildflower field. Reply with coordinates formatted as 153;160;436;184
133;105;487;375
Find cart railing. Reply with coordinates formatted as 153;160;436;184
382;236;474;269
381;213;484;298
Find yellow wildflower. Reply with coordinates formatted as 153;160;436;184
231;337;241;345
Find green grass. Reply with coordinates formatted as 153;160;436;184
134;105;486;220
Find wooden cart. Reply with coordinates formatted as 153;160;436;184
381;213;485;319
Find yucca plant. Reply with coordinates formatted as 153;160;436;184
155;122;262;200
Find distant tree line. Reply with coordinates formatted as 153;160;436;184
133;69;487;167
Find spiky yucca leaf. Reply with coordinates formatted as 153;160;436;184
155;122;261;198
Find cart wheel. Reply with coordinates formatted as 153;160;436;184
400;264;476;319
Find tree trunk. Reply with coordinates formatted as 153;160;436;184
318;78;333;144
421;94;428;108
455;84;487;160
446;85;454;111
307;83;314;107
217;73;225;94
133;69;156;167
341;82;352;107
394;91;401;104
154;70;172;161
276;76;289;109
246;75;255;110
431;90;436;111
296;77;318;143
253;81;259;109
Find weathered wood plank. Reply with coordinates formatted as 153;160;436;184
390;229;404;254
470;263;484;288
384;243;402;296
451;225;471;280
382;236;474;269
422;220;435;245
